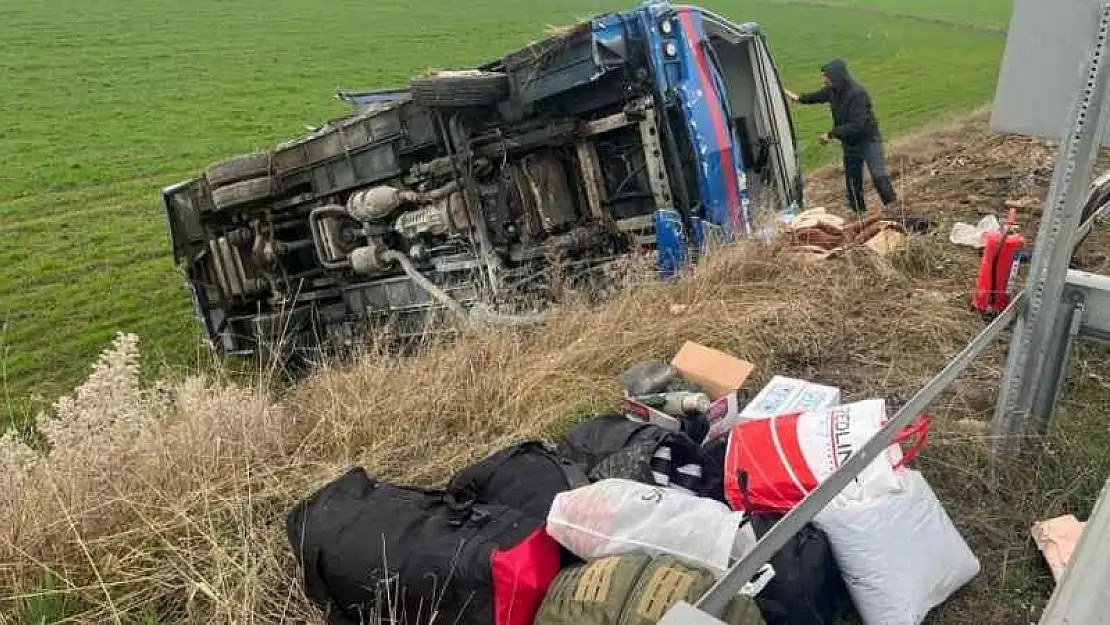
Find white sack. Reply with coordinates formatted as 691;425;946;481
814;469;980;625
546;478;756;574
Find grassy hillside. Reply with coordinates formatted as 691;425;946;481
0;0;1010;421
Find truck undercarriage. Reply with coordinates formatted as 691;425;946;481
162;4;801;359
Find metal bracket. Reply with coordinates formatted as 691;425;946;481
658;601;728;625
639;108;675;210
1066;269;1110;344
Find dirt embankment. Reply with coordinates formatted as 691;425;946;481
808;111;1050;219
805;109;1110;270
2;113;1109;624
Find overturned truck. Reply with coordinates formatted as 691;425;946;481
162;2;802;358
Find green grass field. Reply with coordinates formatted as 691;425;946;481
0;0;1011;422
818;0;1012;27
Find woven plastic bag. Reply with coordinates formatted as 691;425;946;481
724;399;931;513
546;479;756;574
814;469;980;625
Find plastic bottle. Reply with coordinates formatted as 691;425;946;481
635;392;712;417
972;206;1025;314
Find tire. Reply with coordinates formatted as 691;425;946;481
206;152;271;188
410;70;509;108
211;176;275;211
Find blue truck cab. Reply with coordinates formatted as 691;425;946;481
162;2;802;359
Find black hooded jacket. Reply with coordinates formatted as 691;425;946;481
799;59;881;149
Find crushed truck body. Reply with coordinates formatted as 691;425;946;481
162;2;802;359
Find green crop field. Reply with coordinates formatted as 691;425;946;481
0;0;1012;423
817;0;1012;28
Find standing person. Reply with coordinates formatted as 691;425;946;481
784;59;898;215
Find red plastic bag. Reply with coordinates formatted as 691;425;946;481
724;399;930;513
491;527;563;625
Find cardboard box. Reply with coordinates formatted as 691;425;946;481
670;341;755;401
622;396;682;431
704;392;743;443
740;376;841;420
701;376;842;445
865;228;906;257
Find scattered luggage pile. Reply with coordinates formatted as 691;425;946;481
286;341;980;625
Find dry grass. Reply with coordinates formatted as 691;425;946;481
3;115;1109;624
0;242;1000;624
0;335;310;623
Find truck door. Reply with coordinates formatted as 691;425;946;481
748;32;802;210
699;14;803;213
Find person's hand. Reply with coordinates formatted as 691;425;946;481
819;132;831;144
784;88;800;103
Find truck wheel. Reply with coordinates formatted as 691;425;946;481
410;70;510;108
211;176;275;210
206;152;272;188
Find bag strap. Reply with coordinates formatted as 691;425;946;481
740;563;776;598
448;441;590;498
892;413;931;469
448;441;544;497
555;453;591;490
735;470;757;517
443;491;476;527
524;441;591;489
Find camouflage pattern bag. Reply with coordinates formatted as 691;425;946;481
536;554;766;625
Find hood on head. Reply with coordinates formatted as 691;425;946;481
821;59;851;88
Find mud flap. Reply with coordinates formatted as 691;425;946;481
185;280;218;346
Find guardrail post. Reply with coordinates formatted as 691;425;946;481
992;2;1110;455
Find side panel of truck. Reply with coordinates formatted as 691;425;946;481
635;4;753;273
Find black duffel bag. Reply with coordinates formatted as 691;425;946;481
447;441;589;520
555;413;725;502
287;467;561;625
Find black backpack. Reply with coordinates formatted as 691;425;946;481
748;515;847;625
286;467;561;625
555;414;725;501
446;441;590;520
701;438;847;625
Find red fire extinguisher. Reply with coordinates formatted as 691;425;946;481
972;204;1025;314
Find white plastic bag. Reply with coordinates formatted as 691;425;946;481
814;469;980;625
949;215;1001;248
546;479;756;574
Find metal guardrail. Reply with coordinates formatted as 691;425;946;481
670;295;1025;620
992;2;1110;454
664;262;1110;624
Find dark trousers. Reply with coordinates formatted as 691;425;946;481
843;141;897;214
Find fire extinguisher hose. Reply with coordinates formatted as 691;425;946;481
986;225;1007;310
